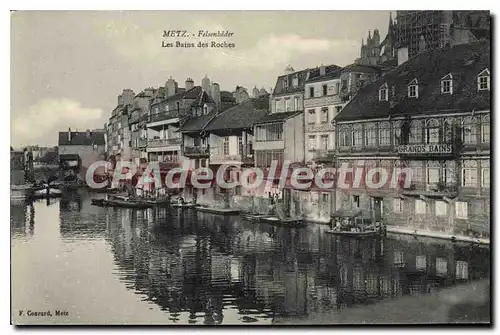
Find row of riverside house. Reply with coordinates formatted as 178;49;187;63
104;18;490;240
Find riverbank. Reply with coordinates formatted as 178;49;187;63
275;279;490;324
386;225;490;245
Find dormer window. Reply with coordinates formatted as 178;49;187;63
441;74;453;95
477;69;490;91
283;77;289;88
379;83;388;101
292;74;299;87
408;78;418;98
203;104;208;115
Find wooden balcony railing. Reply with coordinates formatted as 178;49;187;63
184;145;210;157
148;138;182;148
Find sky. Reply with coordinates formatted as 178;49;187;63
10;10;392;147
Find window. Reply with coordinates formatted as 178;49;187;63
176;102;180;110
320;135;328;151
481;115;490;143
339;126;350;147
441;73;453;95
364;124;376;146
308;109;316;124
335;82;340;94
294;96;300;111
255;123;284;141
455;202;468;219
322;193;330;203
283;77;289;88
427;166;440;185
284;98;290;112
308;135;316;150
393;198;403;213
352;195;360;208
416;255;426;270
379;83;388;101
462;160;478;187
462;116;478;144
456;261;469;280
352;124;362;147
435;200;448;216
379;122;391;146
409;120;423;144
292;74;298;87
482;167;490;188
415;199;426;214
322;84;328;96
320;108;328;123
238;136;243;155
223;137;230;155
477;69;490;91
408;78;418;98
426;119;440;144
309;87;315;98
436;258;448;276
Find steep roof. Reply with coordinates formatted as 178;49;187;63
272;68;310;96
254;111;302;125
335;42;491;122
305;65;342;83
204;97;270;132
178;110;218;133
58;131;105;146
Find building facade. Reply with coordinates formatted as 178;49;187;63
334;42;490;238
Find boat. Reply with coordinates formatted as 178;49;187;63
240;212;266;223
32;187;63;199
145;198;170;207
91;198;106;206
259;216;304;227
11;184;34;200
257;203;305;227
171;201;197;208
325;209;384;238
104;198;153;209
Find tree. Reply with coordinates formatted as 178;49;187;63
39;148;59;164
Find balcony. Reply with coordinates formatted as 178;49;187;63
148;137;182;148
184;145;210;158
401;181;459;198
136;138;148;148
397;143;456;158
312;149;334;163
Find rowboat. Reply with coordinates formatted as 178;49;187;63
240;212;266;223
259;216;304;227
326;209;385;238
171;202;197;208
32;187;63;199
325;230;378;237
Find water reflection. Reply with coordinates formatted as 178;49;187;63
10;191;490;325
104;204;490;324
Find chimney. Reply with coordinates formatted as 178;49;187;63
211;82;221;108
397;47;409;66
165;76;176;97
185;78;194;91
68;127;72;142
319;64;326;76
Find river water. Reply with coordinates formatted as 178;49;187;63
11;190;490;325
